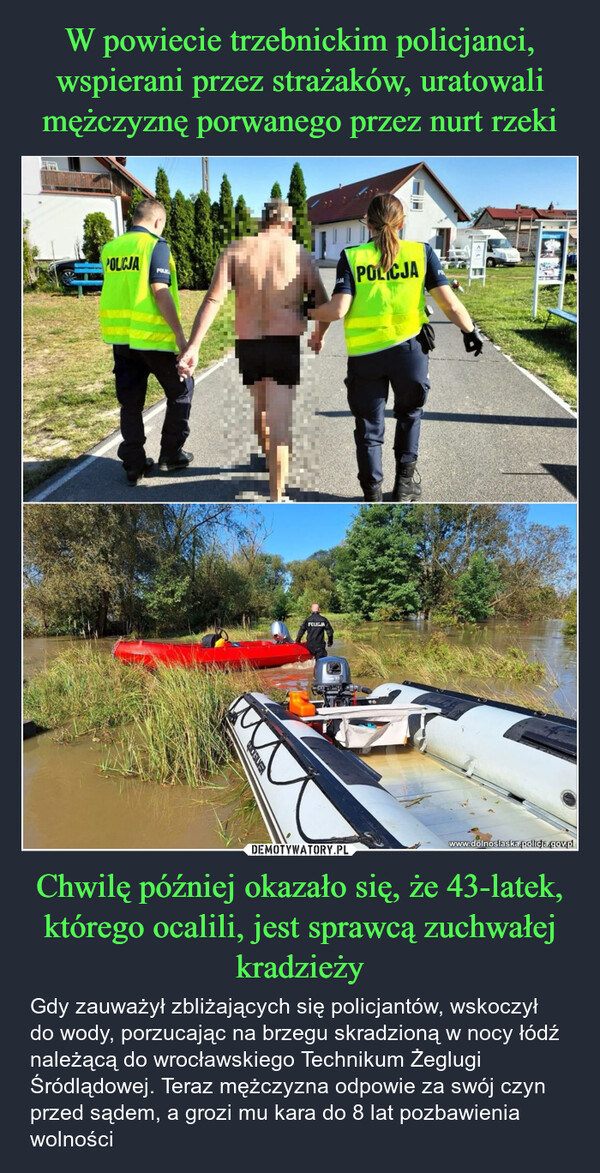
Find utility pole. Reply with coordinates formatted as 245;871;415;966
202;157;209;196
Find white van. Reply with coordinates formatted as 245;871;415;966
454;230;522;267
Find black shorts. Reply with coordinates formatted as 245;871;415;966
235;336;301;387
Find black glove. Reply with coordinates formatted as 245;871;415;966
462;327;484;356
327;640;333;647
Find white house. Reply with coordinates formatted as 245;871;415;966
22;157;155;261
308;162;470;262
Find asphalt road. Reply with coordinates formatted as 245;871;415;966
26;269;576;504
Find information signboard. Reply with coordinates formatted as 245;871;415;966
468;234;488;286
533;220;571;315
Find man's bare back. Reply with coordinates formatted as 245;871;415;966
226;229;321;338
177;198;329;502
179;203;328;363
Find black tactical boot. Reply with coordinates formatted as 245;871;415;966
158;449;194;472
362;483;383;502
392;460;421;502
126;457;154;486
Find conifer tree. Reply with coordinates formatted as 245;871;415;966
217;174;236;248
193;190;215;288
287;162;311;249
155;167;172;242
169;190;195;289
235;194;253;237
127;187;145;228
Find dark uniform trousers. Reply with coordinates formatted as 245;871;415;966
345;336;430;489
296;615;334;661
113;345;194;472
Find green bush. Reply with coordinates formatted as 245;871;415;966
83;211;114;262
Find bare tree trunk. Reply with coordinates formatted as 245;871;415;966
96;589;110;638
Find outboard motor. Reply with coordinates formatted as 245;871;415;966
270;621;292;644
312;656;370;707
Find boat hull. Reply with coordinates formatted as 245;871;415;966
226;683;577;849
113;639;311;671
225;692;445;850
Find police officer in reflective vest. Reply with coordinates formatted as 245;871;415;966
295;603;334;660
308;192;483;502
100;198;194;485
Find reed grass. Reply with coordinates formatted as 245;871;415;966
24;647;263;785
23;646;147;736
120;667;261;787
350;634;547;688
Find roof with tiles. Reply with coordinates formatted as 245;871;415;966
307;162;470;225
476;205;576;223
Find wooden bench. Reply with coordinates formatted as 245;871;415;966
72;262;103;296
544;307;577;329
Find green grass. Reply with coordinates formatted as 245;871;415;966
447;266;577;408
346;633;564;713
23;646;147;735
23;289;235;493
23;646;262;785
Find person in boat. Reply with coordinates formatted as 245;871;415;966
200;631;229;648
307;192;484;502
295;603;334;661
177;199;329;502
99;198;194;486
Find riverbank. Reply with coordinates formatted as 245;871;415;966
23;647;266;786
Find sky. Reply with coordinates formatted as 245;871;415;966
251;503;576;563
126;156;577;220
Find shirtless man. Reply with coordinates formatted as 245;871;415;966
177;199;328;502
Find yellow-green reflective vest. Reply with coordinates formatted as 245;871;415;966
99;231;180;352
343;240;428;356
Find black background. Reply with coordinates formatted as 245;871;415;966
12;6;590;1169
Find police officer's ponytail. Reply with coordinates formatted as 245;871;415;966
366;193;405;274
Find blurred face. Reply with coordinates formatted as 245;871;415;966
311;604;319;613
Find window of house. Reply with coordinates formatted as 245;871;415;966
346;226;352;243
332;228;338;244
68;158;82;172
410;179;424;211
360;225;366;242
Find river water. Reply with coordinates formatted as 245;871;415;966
23;619;575;850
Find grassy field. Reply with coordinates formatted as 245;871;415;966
23;289;235;493
447;265;577;408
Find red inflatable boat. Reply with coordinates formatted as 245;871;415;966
112;638;311;671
